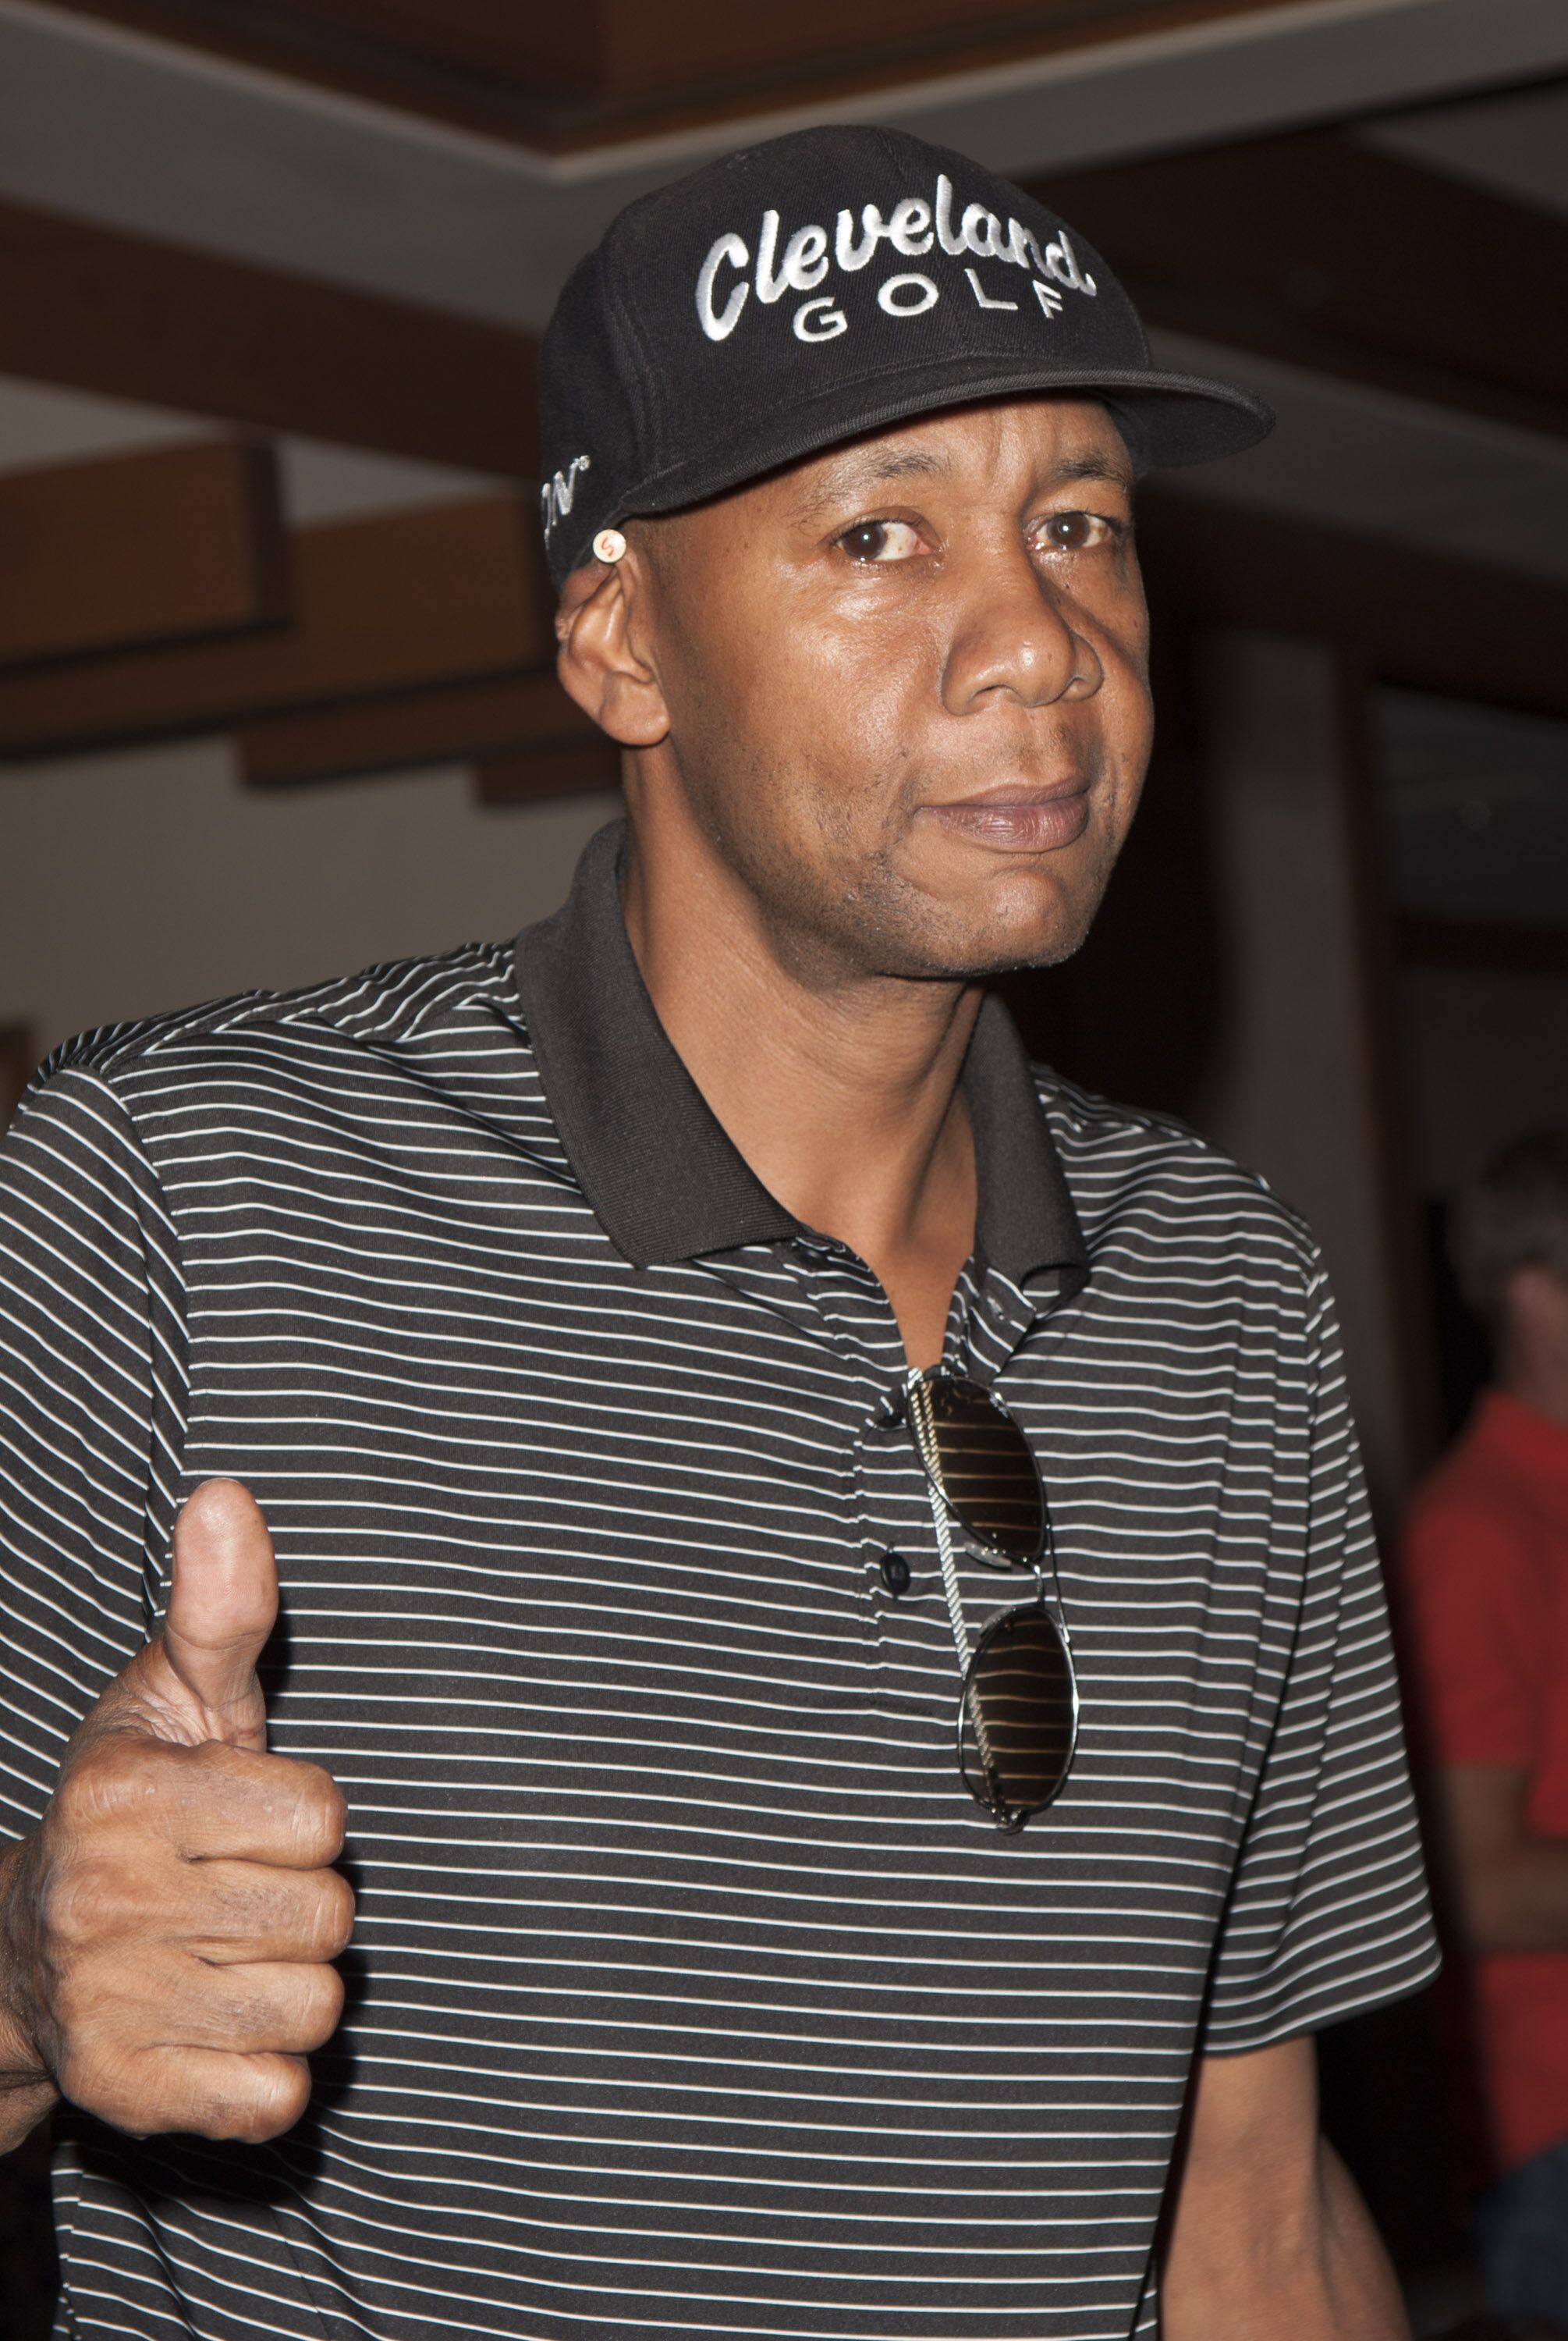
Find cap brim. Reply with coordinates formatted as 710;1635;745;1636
608;356;1272;540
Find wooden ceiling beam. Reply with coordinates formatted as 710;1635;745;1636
0;493;552;762
240;672;593;787
0;197;538;475
34;1;1325;154
1137;488;1568;722
1034;133;1568;446
0;439;287;670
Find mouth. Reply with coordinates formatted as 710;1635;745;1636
919;780;1092;854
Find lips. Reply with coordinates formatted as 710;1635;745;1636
921;782;1092;854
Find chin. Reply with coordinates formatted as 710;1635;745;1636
919;869;1108;979
867;899;1100;983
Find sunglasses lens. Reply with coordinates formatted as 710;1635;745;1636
960;1607;1077;1819
922;1375;1043;1561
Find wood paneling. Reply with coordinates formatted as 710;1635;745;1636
0;440;286;670
37;0;1322;151
0;496;552;760
1137;489;1568;721
476;737;623;802
241;672;592;787
0;198;537;475
1037;133;1568;446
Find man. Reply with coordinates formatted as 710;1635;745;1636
0;125;1435;2338
1399;1129;1568;2326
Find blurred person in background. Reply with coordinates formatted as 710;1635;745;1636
1399;1129;1568;2334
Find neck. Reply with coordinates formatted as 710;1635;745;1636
620;808;981;1367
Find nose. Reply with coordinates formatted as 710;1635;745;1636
939;541;1103;715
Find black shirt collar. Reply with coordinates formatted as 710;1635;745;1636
513;818;1087;1294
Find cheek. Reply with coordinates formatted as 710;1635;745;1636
1097;631;1155;804
735;617;931;816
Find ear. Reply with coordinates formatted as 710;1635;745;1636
555;556;670;749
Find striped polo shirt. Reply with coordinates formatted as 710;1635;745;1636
0;817;1437;2341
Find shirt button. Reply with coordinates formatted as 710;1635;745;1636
878;1551;912;1597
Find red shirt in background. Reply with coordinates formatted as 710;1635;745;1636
1398;1390;1568;2175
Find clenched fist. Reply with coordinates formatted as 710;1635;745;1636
0;1479;351;2145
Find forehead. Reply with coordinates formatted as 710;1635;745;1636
778;395;1134;517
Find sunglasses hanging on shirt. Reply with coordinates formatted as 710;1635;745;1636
906;1370;1079;1833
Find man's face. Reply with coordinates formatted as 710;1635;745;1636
624;395;1153;982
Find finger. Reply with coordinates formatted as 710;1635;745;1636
154;1959;346;2059
62;1735;346;1869
181;1860;355;1966
158;1480;278;1750
147;1742;346;1869
80;2046;315;2145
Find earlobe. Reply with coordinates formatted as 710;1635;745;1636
555;560;672;748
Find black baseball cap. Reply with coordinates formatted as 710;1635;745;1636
537;122;1272;584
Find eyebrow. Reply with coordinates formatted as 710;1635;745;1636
1052;451;1137;492
789;446;946;520
789;438;1135;522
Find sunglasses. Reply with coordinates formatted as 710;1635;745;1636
905;1370;1078;1833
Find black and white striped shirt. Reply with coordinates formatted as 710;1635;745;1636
1;819;1437;2340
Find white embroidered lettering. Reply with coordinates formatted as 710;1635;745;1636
755;211;791;304
1042;232;1096;295
878;272;938;316
783;223;829;291
966;267;1018;312
835;205;881;270
961;204;1007;261
697;233;750;340
793;297;847;342
1032;279;1065;319
540;453;592;537
934;175;966;257
889;198;933;256
696;181;1098;346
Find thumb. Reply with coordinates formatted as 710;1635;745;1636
158;1478;279;1750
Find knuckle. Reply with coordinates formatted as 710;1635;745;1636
58;1734;183;1834
234;2056;312;2141
290;1764;347;1862
300;1965;345;2049
271;1964;344;2053
311;1873;356;1959
190;2062;307;2144
40;1849;151;1961
40;1858;105;1953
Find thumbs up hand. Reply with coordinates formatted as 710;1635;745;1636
0;1480;352;2144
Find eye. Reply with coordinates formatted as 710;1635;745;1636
838;519;925;563
1032;511;1116;555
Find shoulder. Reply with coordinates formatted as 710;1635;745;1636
26;940;518;1121
1034;1064;1320;1283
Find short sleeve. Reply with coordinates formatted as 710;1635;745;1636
1198;1263;1439;2053
0;1065;189;1840
1396;1498;1542;1770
